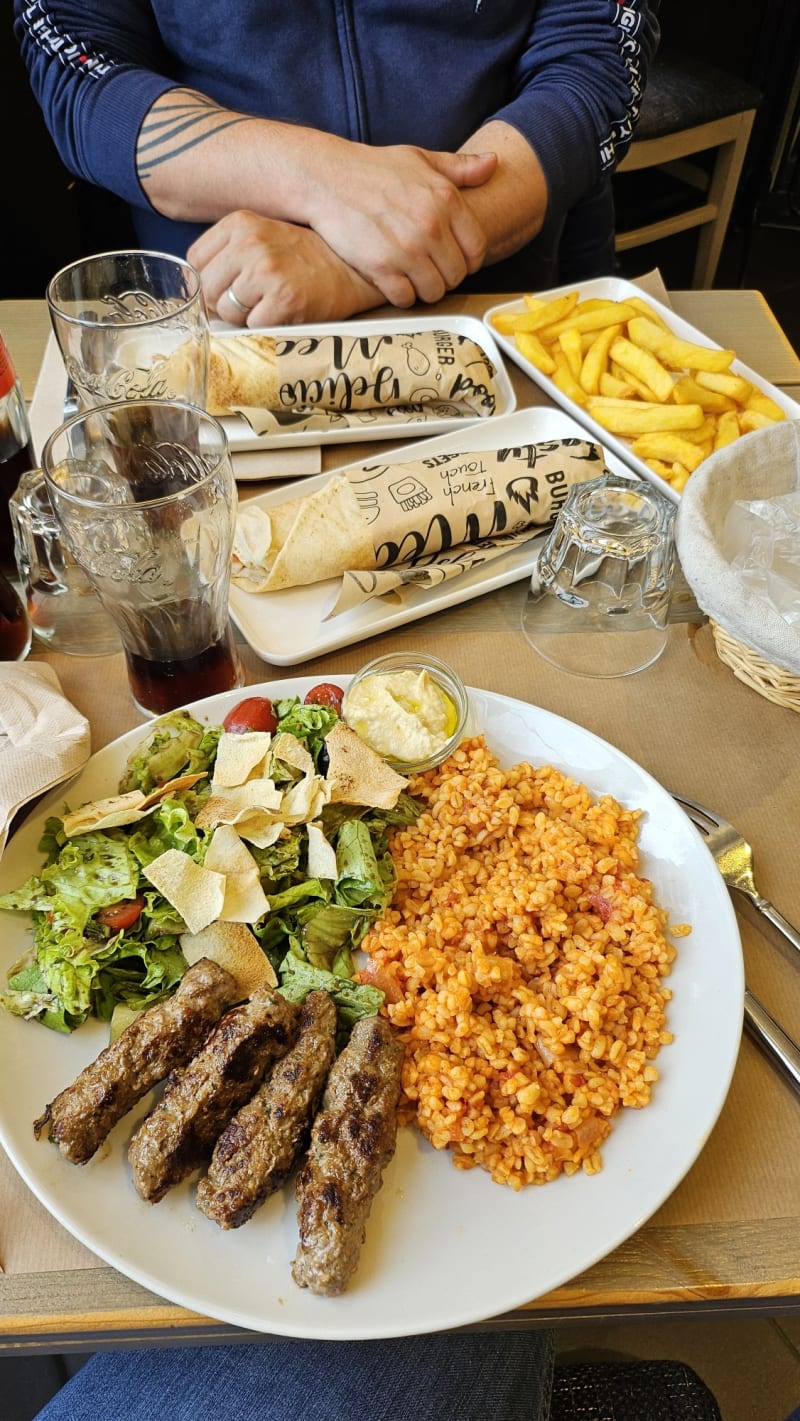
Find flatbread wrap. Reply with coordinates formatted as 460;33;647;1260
205;328;499;418
232;438;607;593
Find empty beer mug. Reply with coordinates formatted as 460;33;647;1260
522;471;676;678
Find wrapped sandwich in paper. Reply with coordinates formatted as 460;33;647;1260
232;438;607;594
204;328;499;419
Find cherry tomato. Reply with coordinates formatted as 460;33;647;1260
96;896;146;931
223;696;278;734
304;682;344;714
354;959;404;1005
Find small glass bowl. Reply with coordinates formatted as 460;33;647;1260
343;652;470;774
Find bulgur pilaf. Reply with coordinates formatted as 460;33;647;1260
360;736;677;1191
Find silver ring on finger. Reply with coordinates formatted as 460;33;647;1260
225;285;253;317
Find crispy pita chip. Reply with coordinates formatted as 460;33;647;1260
62;772;207;837
212;731;273;788
195;779;284;830
196;790;288;848
143;849;225;936
280;775;328;825
270;732;315;778
205;825;270;923
324;722;408;809
205;823;262;877
198;764;327;835
306;821;338;880
180;922;278;996
218;874;270;924
140;772;208;805
62;790;153;837
226;817;285;850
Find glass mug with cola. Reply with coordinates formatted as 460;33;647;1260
42;401;243;716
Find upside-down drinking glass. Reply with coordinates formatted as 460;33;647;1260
522;471;676;678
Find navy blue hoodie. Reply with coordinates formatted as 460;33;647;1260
14;0;658;280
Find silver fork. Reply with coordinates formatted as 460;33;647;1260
672;792;800;957
672;792;800;1095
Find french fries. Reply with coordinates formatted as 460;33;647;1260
491;291;788;493
626;316;736;374
608;336;675;402
585;398;705;436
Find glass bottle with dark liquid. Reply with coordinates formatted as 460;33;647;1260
0;329;36;573
0;566;31;661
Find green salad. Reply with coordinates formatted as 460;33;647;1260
0;697;421;1035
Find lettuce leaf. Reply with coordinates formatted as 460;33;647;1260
274;697;339;767
278;944;385;1038
119;711;220;793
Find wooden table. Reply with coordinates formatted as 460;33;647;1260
2;289;800;1352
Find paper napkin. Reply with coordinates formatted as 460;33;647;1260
0;663;91;858
676;419;800;674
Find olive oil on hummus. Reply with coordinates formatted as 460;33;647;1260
344;668;458;764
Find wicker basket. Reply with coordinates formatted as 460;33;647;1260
710;619;800;712
675;420;800;713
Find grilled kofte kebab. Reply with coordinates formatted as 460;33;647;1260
129;987;300;1203
33;958;239;1165
197;988;338;1229
33;982;403;1294
293;1013;403;1297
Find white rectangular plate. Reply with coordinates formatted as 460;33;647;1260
34;333;324;488
228;406;635;665
484;277;800;505
213;314;516;451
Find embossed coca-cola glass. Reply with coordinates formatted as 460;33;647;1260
42;400;243;715
47;250;209;410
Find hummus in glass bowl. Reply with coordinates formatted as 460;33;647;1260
342;653;470;774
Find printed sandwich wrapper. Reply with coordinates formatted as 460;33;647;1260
29;332;322;482
327;527;543;618
232;438;607;600
207;327;500;433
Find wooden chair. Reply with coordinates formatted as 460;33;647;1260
614;49;762;288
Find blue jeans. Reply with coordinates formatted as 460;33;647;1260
35;1332;554;1421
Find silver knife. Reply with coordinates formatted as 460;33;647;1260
744;990;800;1097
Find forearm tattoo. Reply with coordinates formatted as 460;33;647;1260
137;88;251;179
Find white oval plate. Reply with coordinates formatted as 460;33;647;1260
0;677;743;1340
